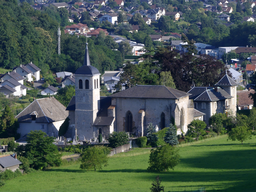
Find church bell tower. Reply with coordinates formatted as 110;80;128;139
75;43;101;141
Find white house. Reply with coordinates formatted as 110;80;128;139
99;13;118;24
147;8;166;20
102;70;123;93
62;75;75;88
218;47;239;59
25;62;41;81
13;65;33;82
16;97;69;138
0;71;24;85
41;86;58;96
1;78;27;97
0;85;16;97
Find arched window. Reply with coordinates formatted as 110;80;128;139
79;79;83;89
85;80;89;89
125;111;133;133
160;112;165;129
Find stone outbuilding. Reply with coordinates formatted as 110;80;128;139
0;155;22;172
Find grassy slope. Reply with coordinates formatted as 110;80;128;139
2;135;256;192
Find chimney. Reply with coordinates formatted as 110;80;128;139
15;153;17;159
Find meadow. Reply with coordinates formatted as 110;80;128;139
2;135;256;192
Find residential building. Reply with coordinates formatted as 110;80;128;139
13;65;33;82
0;155;22;172
25;62;41;81
41;86;58;96
237;90;254;110
98;13;118;24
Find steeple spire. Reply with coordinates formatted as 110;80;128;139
83;43;91;66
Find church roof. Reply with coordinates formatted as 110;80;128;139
194;108;205;117
215;73;237;86
75;43;100;75
111;85;189;99
94;116;114;126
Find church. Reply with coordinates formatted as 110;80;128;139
66;44;237;141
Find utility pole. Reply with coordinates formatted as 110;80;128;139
58;26;61;55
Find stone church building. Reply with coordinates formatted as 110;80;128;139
66;44;236;141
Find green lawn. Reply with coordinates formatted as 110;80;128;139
2;135;256;192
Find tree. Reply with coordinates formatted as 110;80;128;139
247;107;256;131
150;176;164;192
187;120;207;141
209;113;226;135
7;140;19;151
0;105;19;138
148;145;180;172
80;146;109;171
108;132;129;148
118;41;132;58
118;13;124;23
55;85;75;107
158;71;176;88
146;123;158;147
18;130;62;170
164;123;179;146
228;126;251;144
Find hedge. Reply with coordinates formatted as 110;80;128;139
136;136;147;147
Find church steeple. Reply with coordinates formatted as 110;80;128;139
83;43;91;66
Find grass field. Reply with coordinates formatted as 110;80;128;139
2;135;256;192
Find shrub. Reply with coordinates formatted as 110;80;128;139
148;145;180;172
150;176;164;192
18;156;31;174
164;124;179;146
154;128;167;146
14;169;22;177
0;170;14;180
136;136;147;147
0;180;5;187
228;126;252;144
8;140;19;151
80;146;109;171
108;132;129;148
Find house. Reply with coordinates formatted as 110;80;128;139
218;13;230;22
114;0;124;6
56;71;73;79
0;85;16;97
130;25;139;33
52;2;69;8
166;12;180;21
41;86;58;96
251;55;256;63
237;90;254;110
245;64;256;76
16;97;68;138
62;75;75;88
147;8;166;20
218;47;239;59
1;78;27;97
87;28;109;37
102;70;122;93
94;0;105;6
235;47;256;54
65;23;89;34
65;43;206;141
98;13;118;24
13;65;33;82
0;71;24;85
0;155;22;172
149;35;162;41
25;62;41;81
143;17;151;25
222;6;233;13
162;36;172;42
140;0;153;5
188;74;237;124
129;42;145;56
243;17;255;22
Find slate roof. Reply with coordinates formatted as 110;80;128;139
188;87;232;102
0;155;22;168
111;85;189;99
66;96;76;111
5;78;21;87
194;108;205;117
16;97;68;123
0;85;15;93
25;62;41;72
1;71;24;81
94;116;114;126
215;74;237;86
13;65;32;74
97;97;112;116
44;86;58;93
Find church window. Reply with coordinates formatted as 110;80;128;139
97;79;99;88
85;80;89;89
94;79;96;89
160;112;165;129
79;79;83;89
125;111;133;133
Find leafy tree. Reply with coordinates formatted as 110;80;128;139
209;113;226;135
129;13;145;26
118;12;124;23
236;0;242;13
118;41;132;58
0;105;19;138
230;12;243;24
80;146;109;171
55;85;75;107
7;140;19;151
146;123;158;147
108;132;129;148
187;120;207;141
247;107;256;131
150;176;164;192
158;71;176;88
148;145;180;172
17;130;62;170
228;126;251;144
164;123;179;146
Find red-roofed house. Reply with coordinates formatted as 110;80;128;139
87;28;109;37
65;23;90;34
114;0;124;6
237;90;254;110
246;64;256;76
